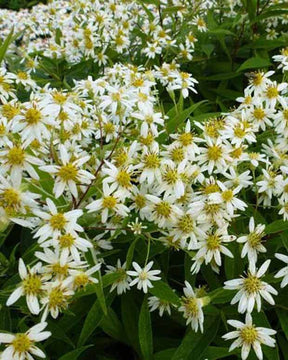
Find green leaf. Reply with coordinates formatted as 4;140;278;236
154;348;176;359
237;57;271;72
0;27;14;64
77;294;115;347
77;299;103;346
100;308;128;343
201;346;236;359
149;281;180;305
58;345;92;360
121;293;140;354
276;309;288;341
95;271;107;315
172;316;220;360
166;100;207;134
126;238;138;269
138;296;153;360
266;220;288;234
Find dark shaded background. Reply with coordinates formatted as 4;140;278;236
0;0;46;10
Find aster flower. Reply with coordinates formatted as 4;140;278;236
127;261;161;293
0;322;51;360
223;313;276;360
237;217;266;264
224;260;278;313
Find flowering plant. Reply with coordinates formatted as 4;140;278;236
0;0;288;359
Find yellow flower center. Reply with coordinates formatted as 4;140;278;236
114;150;128;167
144;153;160;169
207;145;222;161
57;163;78;182
117;170;131;188
74;273;89;288
12;334;32;353
243;274;262;294
206;234;221;250
252;73;263;86
103;122;115;134
163;168;178;185
0;188;20;209
240;326;258;344
53;92;67;105
170;147;185;163
2;103;20;119
7;146;25;166
17;71;28;80
222;190;234;202
25;108;42;125
111;92;122;102
253;108;265;120
184;297;199;317
51;263;69;276
234;126;245;138
49;213;66;230
177;214;194;233
203;183;219;195
134;194;146;209
248;232;263;248
231;147;243;159
48;287;67;309
139;271;148;280
155;201;171;218
266;86;278;99
58;233;75;248
102;196;117;209
179;132;193;146
22;274;42;295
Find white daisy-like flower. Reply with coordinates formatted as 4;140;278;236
41;280;74;321
191;226;235;273
148;296;173;316
127;261;161;293
275;253;288;287
66;263;101;290
6;259;44;315
178;281;206;333
40;144;94;198
209;181;247;216
106;259;131;295
33;198;83;242
223;313;276;360
0;322;51;360
224;260;278;313
237;217;266;264
86;182;130;223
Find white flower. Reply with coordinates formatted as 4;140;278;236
275;253;288;287
0;322;51;360
86;182;129;223
237;217;266;264
106;259;131;295
66;263;101;290
209;181;247;216
6;259;44;315
127;261;161;293
178;281;205;333
191;226;235;273
224;260;278;313
40;145;94;198
223;313;276;360
33;198;83;242
148;296;172;316
41;280;74;321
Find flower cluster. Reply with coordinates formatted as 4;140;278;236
0;0;288;359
